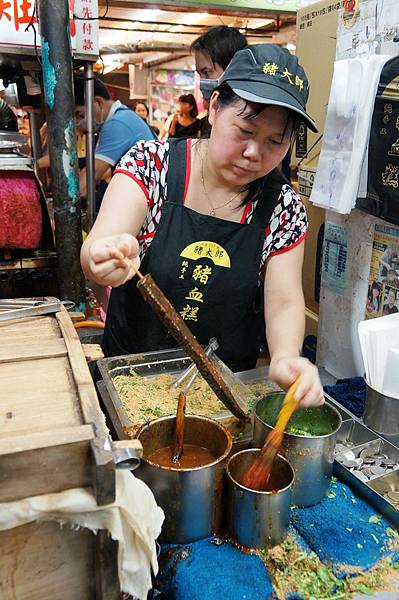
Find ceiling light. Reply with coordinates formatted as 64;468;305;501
140;9;161;21
184;12;209;23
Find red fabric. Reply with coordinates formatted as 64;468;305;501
0;172;42;248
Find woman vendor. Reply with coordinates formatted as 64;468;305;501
81;44;324;408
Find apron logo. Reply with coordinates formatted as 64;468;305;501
180;241;231;268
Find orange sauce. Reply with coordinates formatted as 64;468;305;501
147;444;217;468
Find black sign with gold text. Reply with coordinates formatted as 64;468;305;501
357;57;399;225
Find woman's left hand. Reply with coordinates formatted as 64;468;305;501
269;356;324;408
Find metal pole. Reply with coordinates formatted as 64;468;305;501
29;110;42;161
38;0;86;309
85;62;96;229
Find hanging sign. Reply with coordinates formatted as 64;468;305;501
0;0;99;57
73;0;99;56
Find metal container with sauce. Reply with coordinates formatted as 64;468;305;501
136;415;232;544
226;449;294;548
253;393;342;507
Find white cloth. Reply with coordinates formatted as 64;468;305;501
310;55;391;214
0;470;164;599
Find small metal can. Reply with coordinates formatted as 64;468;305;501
226;449;294;549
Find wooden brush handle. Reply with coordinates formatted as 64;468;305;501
242;378;300;490
274;378;301;435
171;392;186;463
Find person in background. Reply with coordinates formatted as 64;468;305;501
383;268;399;288
133;100;159;137
168;93;200;139
73;77;156;199
191;25;248;81
366;281;381;314
134;100;150;121
81;44;323;408
191;26;248;138
379;244;399;279
383;287;399;315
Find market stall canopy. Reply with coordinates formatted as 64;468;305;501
98;0;298;69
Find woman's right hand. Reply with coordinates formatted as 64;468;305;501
87;233;140;287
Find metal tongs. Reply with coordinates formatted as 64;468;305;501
171;337;219;393
0;299;74;324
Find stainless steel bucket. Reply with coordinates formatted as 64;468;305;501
226;449;294;548
253;393;342;507
136;415;233;544
364;382;399;437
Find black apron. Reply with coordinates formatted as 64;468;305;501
103;139;283;372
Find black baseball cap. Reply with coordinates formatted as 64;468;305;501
219;44;318;132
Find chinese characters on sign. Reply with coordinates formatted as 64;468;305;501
365;224;399;320
358;63;399;226
381;103;399;189
299;1;344;31
178;241;230;323
74;0;99;56
179;265;213;323
0;0;34;31
0;0;98;56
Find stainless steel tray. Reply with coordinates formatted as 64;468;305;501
97;348;253;441
330;411;399;527
0;155;34;167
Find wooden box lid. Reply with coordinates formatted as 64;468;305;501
0;306;115;505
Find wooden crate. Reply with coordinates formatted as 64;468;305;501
0;521;96;600
0;307;115;505
0;305;124;599
0;522;120;600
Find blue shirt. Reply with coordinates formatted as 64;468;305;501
95;101;156;167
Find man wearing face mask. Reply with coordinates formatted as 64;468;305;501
73;77;156;200
191;26;248;137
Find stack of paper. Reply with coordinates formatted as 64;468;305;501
310;55;390;214
358;313;399;398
